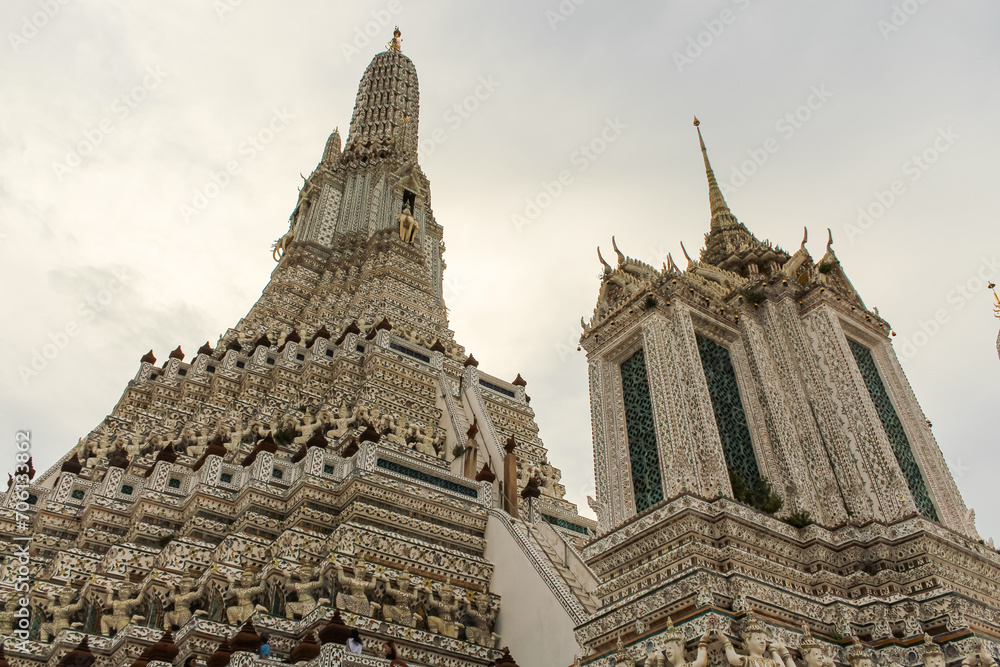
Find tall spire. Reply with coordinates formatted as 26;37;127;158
691;117;789;275
343;29;419;159
694;116;740;230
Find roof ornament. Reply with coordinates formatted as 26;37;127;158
680;241;694;266
597;247;612;275
826;228;834;253
612;236;626;265
801;226;808;250
387;27;402;52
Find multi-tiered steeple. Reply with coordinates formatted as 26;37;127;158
241;33;443;349
1;34;597;667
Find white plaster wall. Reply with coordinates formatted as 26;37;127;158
486;515;579;667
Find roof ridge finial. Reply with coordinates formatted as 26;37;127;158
693;116;740;231
387;26;402;52
680;240;693;267
597;246;612;274
611;236;625;265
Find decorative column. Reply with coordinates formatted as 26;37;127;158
464;419;479;479
503;436;519;519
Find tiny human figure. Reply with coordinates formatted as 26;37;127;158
384;640;410;667
259;631;271;658
348;628;364;654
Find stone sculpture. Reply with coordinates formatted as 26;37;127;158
326;403;359;439
224;568;267;625
397;203;419;244
463;592;500;648
799;625;834;667
39;587;88;642
333;554;380;618
100;583;145;636
425;578;463;638
379;566;421;628
649;619;710;667
164;575;206;631
718;612;795;667
280;565;327;620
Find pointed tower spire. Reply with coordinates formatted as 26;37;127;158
691;117;789;275
694;116;739;230
344;28;419;159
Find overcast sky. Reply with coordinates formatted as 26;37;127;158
2;1;998;542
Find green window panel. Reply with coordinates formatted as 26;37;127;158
541;513;590;535
376;458;478;498
619;348;664;513
696;334;762;489
848;339;938;521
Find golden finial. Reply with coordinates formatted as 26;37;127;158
693;116;701;127
388;27;402;52
990;282;1000;319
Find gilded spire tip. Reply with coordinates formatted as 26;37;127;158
388;27;402;52
693;116;700;127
